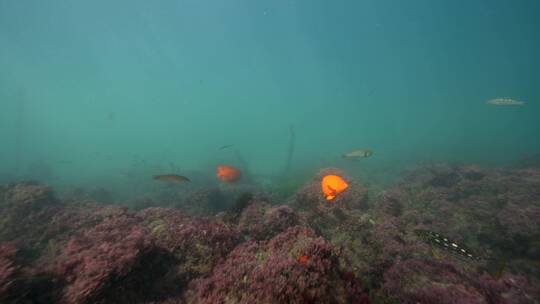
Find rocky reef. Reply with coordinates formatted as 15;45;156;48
187;225;369;304
0;165;539;303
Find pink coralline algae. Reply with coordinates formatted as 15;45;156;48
2;181;58;208
383;257;539;304
394;166;540;275
54;213;170;304
0;243;64;304
139;207;240;281
0;243;19;301
263;205;300;237
2;163;540;303
190;226;369;304
0;182;63;253
42;205;131;243
0;242;58;303
237;202;299;240
383;258;484;304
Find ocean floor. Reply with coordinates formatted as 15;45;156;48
1;164;539;303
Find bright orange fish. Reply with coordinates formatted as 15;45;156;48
297;255;310;265
321;175;349;201
216;165;242;183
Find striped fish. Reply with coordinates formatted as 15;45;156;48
414;229;481;261
414;229;507;278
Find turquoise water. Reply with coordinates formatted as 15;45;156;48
1;0;539;194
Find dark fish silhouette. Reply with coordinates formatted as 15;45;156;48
219;144;234;150
152;174;191;184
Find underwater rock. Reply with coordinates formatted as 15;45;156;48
382;257;539;304
54;213;172;304
373;189;404;217
382;164;540;283
0;182;63;253
188;225;369;304
263;205;300;237
139;207;240;284
237;202;300;240
236;201;269;235
2;181;58;209
458;165;485;181
429;171;460;188
0;243;60;303
383;258;486;304
2;163;540;303
0;243;19;301
39;206;134;259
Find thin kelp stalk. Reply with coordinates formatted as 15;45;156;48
283;124;295;177
234;150;253;182
14;91;25;175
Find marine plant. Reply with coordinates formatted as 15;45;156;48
139;207;241;283
189;225;369;304
0;243;19;301
237;202;300;240
0;182;63;256
54;213;172;304
382;257;539;304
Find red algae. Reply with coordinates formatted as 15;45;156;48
1;165;540;303
188;226;369;304
54;214;170;304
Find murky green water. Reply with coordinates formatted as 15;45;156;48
1;0;539;197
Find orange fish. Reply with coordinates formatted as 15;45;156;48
216;165;242;182
297;255;310;265
321;175;349;201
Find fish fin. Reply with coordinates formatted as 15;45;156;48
327;185;337;195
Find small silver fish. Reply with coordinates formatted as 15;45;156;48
343;149;373;159
219;144;234;150
486;98;525;106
